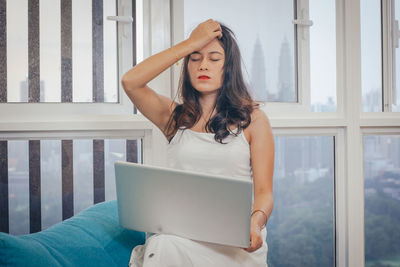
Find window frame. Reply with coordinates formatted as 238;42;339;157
0;0;158;165
0;0;134;115
381;0;400;112
169;0;399;266
172;0;314;113
1;0;400;265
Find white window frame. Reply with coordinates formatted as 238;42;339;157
1;0;400;265
0;0;133;116
169;0;399;266
382;0;400;111
0;0;161;165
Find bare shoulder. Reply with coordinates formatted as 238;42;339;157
247;107;273;144
249;108;271;130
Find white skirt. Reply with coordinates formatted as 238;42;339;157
129;228;268;267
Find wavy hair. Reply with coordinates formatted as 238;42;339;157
165;23;258;144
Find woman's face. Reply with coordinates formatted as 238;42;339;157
187;39;225;95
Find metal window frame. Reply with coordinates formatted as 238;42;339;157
382;0;399;112
1;1;400;265
0;0;134;117
0;0;156;165
169;1;398;267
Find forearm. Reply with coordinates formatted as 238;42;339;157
121;39;194;91
251;192;274;229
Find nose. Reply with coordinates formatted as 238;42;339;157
199;58;208;70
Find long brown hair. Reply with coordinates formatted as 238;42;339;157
165;23;258;144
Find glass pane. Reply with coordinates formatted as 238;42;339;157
310;0;337;112
72;0;92;103
40;0;61;102
361;0;382;112
364;135;400;266
7;0;28;102
8;141;29;235
104;139;126;201
104;0;118;103
41;140;62;230
4;0;118;103
184;0;297;102
268;136;335;267
394;1;400;112
73;139;94;214
3;138;141;235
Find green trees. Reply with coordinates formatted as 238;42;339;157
267;174;334;267
267;171;400;267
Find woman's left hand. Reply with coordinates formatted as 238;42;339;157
243;224;263;253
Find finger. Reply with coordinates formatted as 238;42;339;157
211;21;220;30
211;31;222;40
243;241;255;253
242;239;252;252
213;25;222;37
242;247;252;252
246;238;263;253
215;23;223;39
245;244;261;253
244;246;256;253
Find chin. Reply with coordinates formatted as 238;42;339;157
192;83;221;94
194;87;220;95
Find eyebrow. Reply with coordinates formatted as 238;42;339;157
191;51;224;56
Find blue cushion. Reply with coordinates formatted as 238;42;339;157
0;201;146;267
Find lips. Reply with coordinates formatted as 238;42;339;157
198;75;210;80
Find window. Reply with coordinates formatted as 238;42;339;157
361;0;382;112
184;0;297;103
182;0;337;112
391;0;400;111
309;0;337;112
364;135;400;266
174;0;397;266
361;0;400;112
4;0;118;103
1;1;399;266
0;0;153;235
5;138;141;235
269;136;335;267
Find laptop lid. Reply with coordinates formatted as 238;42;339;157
114;161;252;247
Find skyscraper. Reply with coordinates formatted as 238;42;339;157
277;36;295;102
250;36;268;101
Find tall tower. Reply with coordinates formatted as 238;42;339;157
250;36;268;101
277;36;295;102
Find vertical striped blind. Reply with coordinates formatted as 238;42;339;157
1;139;141;235
0;0;138;235
0;0;119;103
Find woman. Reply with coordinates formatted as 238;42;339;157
121;19;274;266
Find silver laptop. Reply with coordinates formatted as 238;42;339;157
114;161;253;247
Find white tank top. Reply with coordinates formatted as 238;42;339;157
167;127;253;182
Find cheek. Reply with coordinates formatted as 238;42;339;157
187;65;196;81
216;66;224;83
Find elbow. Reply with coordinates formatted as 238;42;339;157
121;71;145;93
121;74;135;92
270;196;274;211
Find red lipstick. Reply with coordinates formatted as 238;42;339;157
198;75;210;80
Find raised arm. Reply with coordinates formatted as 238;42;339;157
121;19;222;136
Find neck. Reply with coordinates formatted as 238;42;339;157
199;92;218;116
